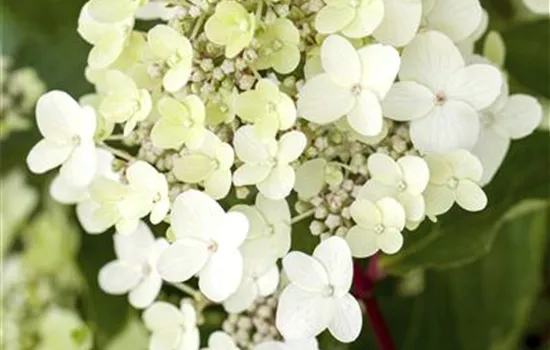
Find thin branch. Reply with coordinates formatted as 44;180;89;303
99;143;134;162
291;208;316;225
169;282;202;300
353;255;395;350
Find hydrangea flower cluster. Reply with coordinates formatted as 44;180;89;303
26;0;544;348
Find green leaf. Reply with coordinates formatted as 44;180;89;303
502;19;550;98
381;132;550;275
355;199;548;350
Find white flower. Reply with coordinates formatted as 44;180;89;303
147;24;193;92
345;197;406;257
50;148;115;204
156;190;248;302
233;126;306;200
223;255;279;313
98;221;168;309
230;193;292;258
201;331;239;350
81;161;169;235
382;31;502;154
27;90;97;187
423;150;488;218
253;338;319;350
86;0;141;23
276;237;362;343
472;82;542;185
298;35;400;137
294;159;327;200
315;0;384;38
457;10;489;58
77;3;134;69
143;300;200;350
358;153;429;222
372;0;422;47
122;160;170;225
173;131;234;200
421;0;483;43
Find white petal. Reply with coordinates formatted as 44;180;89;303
410;101;480;154
257;164;295;200
448;149;483;180
423;0;483;42
277;131;307;163
59;141;96;187
315;5;355;35
399;192;426;222
377;228;404;254
143;301;184;331
76;199;114;234
423;185;456;216
382;81;435;121
345;226;379;258
456;180;487;212
177;328;200;350
211;212;248;249
294;159;327;200
231;205;267;240
126;160;161;190
373;0;422;47
256;265;280;296
36;90;83;142
150;329;181;350
233;125;273;163
114;221;155;263
358;44;401;99
377;197;406;229
207;331;237;349
27;139;72;174
471;127;510;186
98;261;142;294
49;174;88;204
233;163;272;186
298;74;355;124
397;156;430;195
282;251;329;291
399;31;464;92
170;190;225;240
199;249;243;302
313;236;353;293
367;153;401;186
224;277;257;313
156;239;209;282
276;285;334;340
328;294;362;343
321;35;360;86
350;198;382;228
342;0;384;38
445;64;502;110
204;169;232;199
256;193;291;225
494;94;543;139
346;91;383;136
129;274;162;309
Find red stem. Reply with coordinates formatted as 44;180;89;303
353;254;395;350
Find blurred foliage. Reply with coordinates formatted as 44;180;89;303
0;0;549;349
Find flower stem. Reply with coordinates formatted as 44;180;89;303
104;134;127;141
99;143;134;162
353;255;395;350
291;208;315;224
169;282;202;300
190;14;206;40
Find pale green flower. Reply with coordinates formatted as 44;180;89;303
97;70;152;136
482;30;506;68
150;95;207;150
147;24;193;92
205;88;238;126
205;1;256;58
87;0;144;23
255;18;301;74
173;131;235;199
235;79;297;140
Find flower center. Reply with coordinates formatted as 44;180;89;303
397;181;407;192
349;0;361;8
374;224;385;235
435;91;447;105
272;39;284;51
238;19;249;32
351;84;362;96
266;101;277;113
447;176;459;189
323;284;336;297
147;63;164;78
71;135;81;146
207;241;218;253
153;192;161;203
219;104;229;113
481;112;495;127
142;263;152;276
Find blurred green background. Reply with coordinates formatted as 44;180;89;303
0;0;549;349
